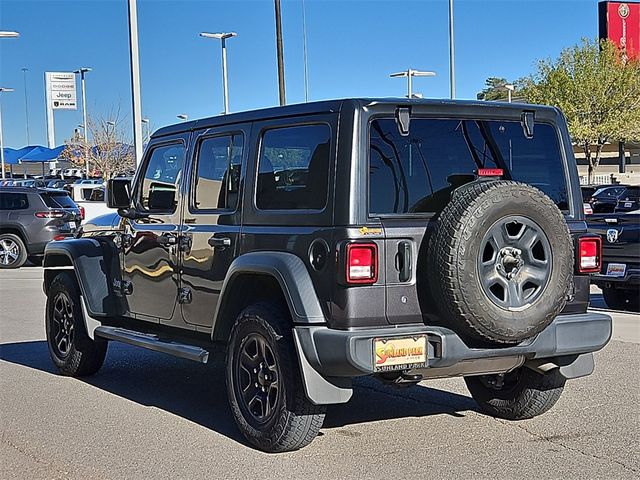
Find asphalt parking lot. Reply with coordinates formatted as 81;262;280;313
1;267;638;480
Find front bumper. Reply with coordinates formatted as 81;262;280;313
295;312;612;380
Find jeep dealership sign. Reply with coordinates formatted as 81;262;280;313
45;72;77;110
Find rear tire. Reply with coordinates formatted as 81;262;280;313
45;272;108;376
0;233;28;269
226;301;326;452
465;367;565;420
602;286;640;312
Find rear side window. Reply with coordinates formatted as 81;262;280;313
0;193;29;210
256;124;331;210
193;134;243;211
41;193;76;209
369;118;569;214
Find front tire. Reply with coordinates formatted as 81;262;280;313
46;272;108;376
465;367;565;420
226;302;326;452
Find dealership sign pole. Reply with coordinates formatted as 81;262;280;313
45;72;77;147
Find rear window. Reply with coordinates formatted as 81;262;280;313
369;118;569;214
0;193;29;210
41;193;77;209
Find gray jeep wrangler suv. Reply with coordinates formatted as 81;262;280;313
43;99;611;452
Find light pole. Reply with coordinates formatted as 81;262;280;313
199;32;237;114
177;114;188;122
74;67;91;176
0;31;19;38
141;118;150;145
128;0;144;166
504;84;515;103
274;0;286;105
389;69;436;98
0;88;15;180
448;0;456;99
21;68;30;144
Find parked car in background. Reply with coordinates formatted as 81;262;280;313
589;185;630;213
0;188;82;268
11;179;48;188
46;179;73;189
581;185;599;203
614;186;640;213
588;210;640;312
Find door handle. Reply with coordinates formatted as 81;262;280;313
157;234;178;246
397;241;412;282
208;236;232;248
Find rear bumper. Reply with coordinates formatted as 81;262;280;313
295;312;612;379
592;271;640;287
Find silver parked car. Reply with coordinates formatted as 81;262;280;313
0;187;83;268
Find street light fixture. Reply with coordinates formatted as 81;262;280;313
0;31;19;38
177;114;188;122
74;67;92;176
504;84;515;103
199;32;237;114
389;69;436;98
0;87;15;180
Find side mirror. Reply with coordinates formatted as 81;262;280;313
107;178;132;209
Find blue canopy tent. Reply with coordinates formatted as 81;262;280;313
2;145;66;177
19;145;67;176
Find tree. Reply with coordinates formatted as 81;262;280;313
520;39;640;183
476;77;519;101
61;111;135;179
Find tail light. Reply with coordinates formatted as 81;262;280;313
346;243;378;284
583;203;593;215
79;206;85;220
53;235;67;241
577;236;602;273
35;210;65;219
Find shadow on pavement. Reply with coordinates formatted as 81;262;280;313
589;292;608;309
0;339;478;445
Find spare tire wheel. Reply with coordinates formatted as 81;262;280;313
428;180;573;344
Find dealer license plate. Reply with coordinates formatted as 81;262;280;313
374;336;428;372
606;263;626;277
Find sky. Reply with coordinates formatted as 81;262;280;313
0;0;603;149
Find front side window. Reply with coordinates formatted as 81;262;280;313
369;118;569;214
256;124;331;210
0;193;29;210
139;143;186;212
194;134;243;211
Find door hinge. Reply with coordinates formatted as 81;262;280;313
179;287;192;304
178;235;192;252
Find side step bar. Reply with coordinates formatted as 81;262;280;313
94;326;209;364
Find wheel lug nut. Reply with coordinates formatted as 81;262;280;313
253;368;257;373
255;382;259;388
261;386;266;392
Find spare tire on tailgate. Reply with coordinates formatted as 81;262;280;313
428;180;573;344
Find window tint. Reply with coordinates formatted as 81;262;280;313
194;134;243;211
139;143;186;212
0;193;29;210
369;118;568;214
257;124;331;210
41;193;76;209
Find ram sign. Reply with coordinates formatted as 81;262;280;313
45;72;77;110
599;1;640;60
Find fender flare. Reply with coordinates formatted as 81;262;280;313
44;239;123;318
213;251;327;328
